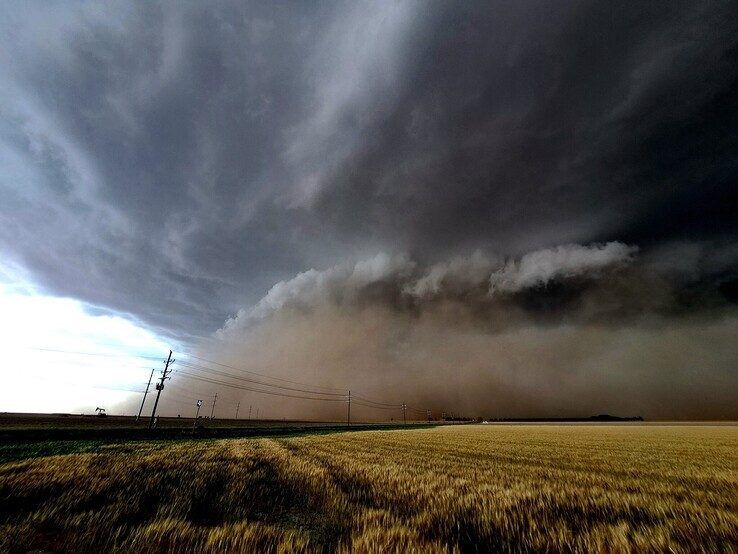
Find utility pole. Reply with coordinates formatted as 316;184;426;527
193;399;202;430
235;401;240;420
402;402;407;425
148;350;174;429
249;405;252;420
210;393;218;419
136;368;155;422
347;390;351;428
427;410;431;422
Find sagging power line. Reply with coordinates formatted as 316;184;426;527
180;352;346;393
174;356;425;417
177;371;348;402
18;345;451;423
176;359;346;398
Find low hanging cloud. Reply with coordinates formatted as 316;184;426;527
200;242;738;421
220;253;415;330
220;242;649;338
218;241;736;337
223;242;636;329
403;251;500;299
489;242;638;294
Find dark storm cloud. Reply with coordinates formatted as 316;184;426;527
307;1;738;258
1;0;737;343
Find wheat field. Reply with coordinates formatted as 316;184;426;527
1;424;736;552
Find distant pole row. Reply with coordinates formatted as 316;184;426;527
144;350;449;428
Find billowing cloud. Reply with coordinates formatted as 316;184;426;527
489;242;637;294
404;251;500;299
220;253;415;331
201;245;738;421
221;244;639;333
220;241;733;336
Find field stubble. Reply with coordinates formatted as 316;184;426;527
0;425;736;552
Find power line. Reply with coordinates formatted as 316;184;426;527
177;371;348;402
166;389;202;402
180;352;346;393
166;382;205;401
165;398;201;408
21;346;442;419
351;392;402;408
179;352;437;415
166;393;202;404
351;399;396;408
175;371;348;402
176;360;347;397
351;395;432;416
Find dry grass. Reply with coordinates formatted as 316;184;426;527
1;425;736;552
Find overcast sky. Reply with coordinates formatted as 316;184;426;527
1;1;736;418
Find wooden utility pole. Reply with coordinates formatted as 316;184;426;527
136;368;155;422
402;402;406;424
235;401;240;420
249;405;252;420
193;399;203;429
347;390;351;428
148;350;174;429
210;393;218;419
